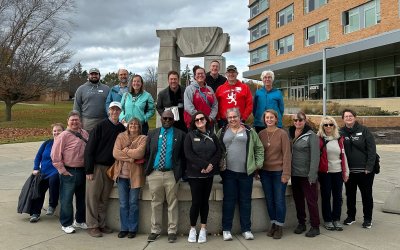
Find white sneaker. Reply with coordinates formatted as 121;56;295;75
242;231;254;240
61;225;76;234
188;227;197;243
73;220;88;230
223;231;232;241
198;228;207;243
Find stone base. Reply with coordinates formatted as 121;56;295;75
382;186;400;214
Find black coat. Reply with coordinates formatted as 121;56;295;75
17;174;42;214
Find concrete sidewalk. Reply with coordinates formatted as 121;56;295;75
0;142;399;250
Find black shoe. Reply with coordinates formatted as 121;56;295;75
168;233;177;243
305;227;320;237
294;224;306;234
118;231;128;238
147;233;160;242
343;217;355;225
362;220;372;229
127;232;136;238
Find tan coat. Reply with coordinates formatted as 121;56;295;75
112;132;147;188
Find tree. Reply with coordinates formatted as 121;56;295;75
180;65;192;87
66;63;87;98
0;0;75;121
143;66;157;99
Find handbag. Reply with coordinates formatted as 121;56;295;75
106;163;118;180
134;158;145;164
219;152;227;171
373;153;380;174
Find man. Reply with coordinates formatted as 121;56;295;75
156;70;187;132
105;68;130;113
145;110;186;243
51;110;89;234
215;65;253;128
84;101;126;237
73;68;110;132
206;60;227;92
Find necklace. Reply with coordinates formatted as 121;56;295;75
267;128;278;147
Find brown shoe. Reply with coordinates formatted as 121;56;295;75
273;225;282;239
267;223;276;237
99;226;113;234
88;228;103;237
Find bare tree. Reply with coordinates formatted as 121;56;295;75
143;66;157;99
0;0;75;121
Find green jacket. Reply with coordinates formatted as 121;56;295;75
217;124;264;175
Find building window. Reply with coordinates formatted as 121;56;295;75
250;19;269;41
250;0;269;18
304;0;328;13
277;4;293;27
305;20;329;46
342;0;380;34
250;45;268;64
275;34;294;55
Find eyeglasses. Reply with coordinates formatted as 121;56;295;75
227;115;238;120
293;119;304;122
323;124;335;127
194;117;205;122
162;117;174;121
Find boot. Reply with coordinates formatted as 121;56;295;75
273;225;282;239
266;223;276;237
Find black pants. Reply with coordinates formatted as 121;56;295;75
319;172;343;222
188;177;214;226
345;172;375;221
142;122;149;135
30;173;60;215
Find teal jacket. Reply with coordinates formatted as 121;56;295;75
217;124;264;175
120;91;155;123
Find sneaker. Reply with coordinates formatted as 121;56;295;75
343;217;355;225
29;214;40;223
46;206;55;216
62;225;76;234
242;231;254;240
188;228;197;243
88;228;102;237
323;222;335;231
147;233;160;242
294;224;306;234
118;231;128;238
362;220;372;229
198;228;207;243
168;233;177;243
305;227;320;237
223;231;233;241
73;220;88;230
99;226;113;234
333;221;344;231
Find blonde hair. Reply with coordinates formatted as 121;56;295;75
317;116;340;139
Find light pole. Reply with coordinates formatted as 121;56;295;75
322;47;335;116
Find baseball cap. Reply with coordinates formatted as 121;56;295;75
109;101;122;110
226;65;238;73
89;68;100;74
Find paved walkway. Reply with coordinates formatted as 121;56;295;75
0;142;399;250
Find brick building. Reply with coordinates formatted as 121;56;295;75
243;0;400;105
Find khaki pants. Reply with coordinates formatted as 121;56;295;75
86;164;114;229
147;170;179;234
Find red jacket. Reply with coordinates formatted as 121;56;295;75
318;136;348;180
215;80;253;120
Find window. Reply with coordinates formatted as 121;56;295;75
250;19;269;41
275;34;294;55
305;20;329;46
277;4;293;27
250;45;268;64
342;0;380;34
304;0;328;13
250;0;269;18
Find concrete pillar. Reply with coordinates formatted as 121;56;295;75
368;79;376;98
204;55;226;74
383;186;400;214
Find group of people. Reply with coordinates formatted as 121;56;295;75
24;63;377;244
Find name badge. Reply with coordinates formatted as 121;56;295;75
194;138;200;141
356;132;362;136
237;133;244;137
98;90;103;93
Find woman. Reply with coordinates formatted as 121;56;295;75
253;70;285;133
112;118;147;238
184;111;221;243
340;109;376;229
29;123;64;222
288;111;320;237
317;116;349;231
120;74;155;135
257;109;291;239
217;108;264;241
184;66;218;128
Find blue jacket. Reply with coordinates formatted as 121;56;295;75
105;85;129;113
253;87;284;128
33;139;58;179
120;91;155;123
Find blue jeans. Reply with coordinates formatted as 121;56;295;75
117;178;140;232
222;170;253;232
59;168;86;227
259;170;287;226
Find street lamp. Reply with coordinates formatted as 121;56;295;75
322;46;335;116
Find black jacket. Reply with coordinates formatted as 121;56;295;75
17;174;42;214
156;86;187;132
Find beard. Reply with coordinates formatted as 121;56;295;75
89;78;100;84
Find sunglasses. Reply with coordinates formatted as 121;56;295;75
324;123;335;127
162;117;174;121
293;119;304;122
194;117;205;122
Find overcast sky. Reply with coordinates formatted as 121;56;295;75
68;0;250;80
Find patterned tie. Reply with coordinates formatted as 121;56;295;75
158;129;168;170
